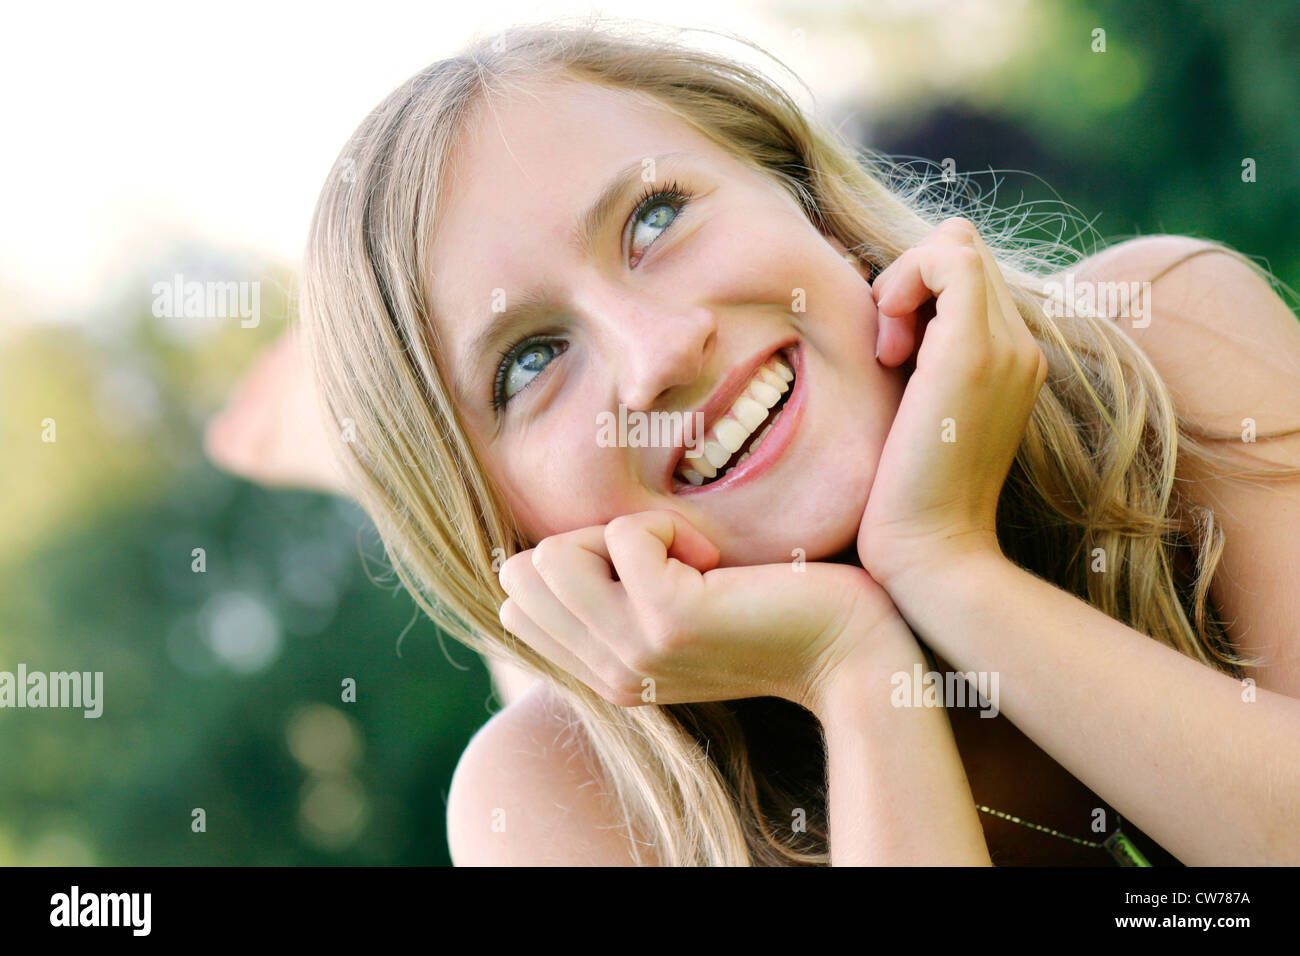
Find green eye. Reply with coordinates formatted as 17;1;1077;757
492;338;565;410
489;179;695;413
627;181;692;266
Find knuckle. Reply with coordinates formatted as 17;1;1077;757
1015;336;1045;366
498;597;520;632
604;513;636;543
615;673;647;702
602;686;643;708
594;660;626;689
622;641;659;676
529;536;559;570
597;669;642;707
624;617;686;673
647;614;692;656
949;245;983;271
1032;348;1050;387
940;216;979;240
966;347;996;379
497;554;523;593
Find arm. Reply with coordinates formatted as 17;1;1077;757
814;620;992;866
458;621;992;867
497;510;993;866
857;222;1300;864
885;549;1300;866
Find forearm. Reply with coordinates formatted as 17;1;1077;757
816;628;991;866
887;550;1300;864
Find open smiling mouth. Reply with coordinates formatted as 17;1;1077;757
672;345;798;492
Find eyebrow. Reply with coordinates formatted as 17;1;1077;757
453;151;696;406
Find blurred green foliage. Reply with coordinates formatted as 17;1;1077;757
867;0;1300;291
0;265;495;865
1;0;1296;866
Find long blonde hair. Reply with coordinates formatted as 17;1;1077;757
300;15;1300;865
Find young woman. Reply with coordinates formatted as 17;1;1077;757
273;19;1300;865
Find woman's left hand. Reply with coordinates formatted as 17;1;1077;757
857;217;1048;590
497;509;914;717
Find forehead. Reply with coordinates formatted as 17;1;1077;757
425;77;720;347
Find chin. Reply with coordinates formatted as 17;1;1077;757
711;494;865;568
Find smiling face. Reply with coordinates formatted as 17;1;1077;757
426;75;904;566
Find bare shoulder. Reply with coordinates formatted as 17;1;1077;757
1071;234;1300;435
1071;234;1300;696
446;679;655;866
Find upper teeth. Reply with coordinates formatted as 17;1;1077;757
677;351;794;486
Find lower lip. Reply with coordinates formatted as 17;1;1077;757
673;343;805;496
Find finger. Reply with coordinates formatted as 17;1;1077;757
872;247;934;367
499;551;628;681
968;232;1020;346
969;234;1047;380
604;510;858;654
529;526;625;633
972;234;1040;353
877;243;990;373
498;597;624;699
872;222;988;366
602;510;718;612
869;217;976;306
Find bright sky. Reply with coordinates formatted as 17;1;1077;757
0;0;1018;323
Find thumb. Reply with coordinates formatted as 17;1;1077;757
605;509;720;590
649;509;721;573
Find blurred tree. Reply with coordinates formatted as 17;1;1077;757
0;255;495;866
864;0;1300;292
4;0;1297;868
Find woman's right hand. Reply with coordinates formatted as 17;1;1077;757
496;509;918;716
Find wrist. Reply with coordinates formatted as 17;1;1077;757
871;532;1009;610
807;616;925;724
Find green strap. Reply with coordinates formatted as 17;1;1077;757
1103;829;1153;866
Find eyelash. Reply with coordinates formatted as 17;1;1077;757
490;180;696;413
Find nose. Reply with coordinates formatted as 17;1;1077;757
607;299;717;411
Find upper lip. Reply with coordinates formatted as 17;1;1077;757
662;338;798;487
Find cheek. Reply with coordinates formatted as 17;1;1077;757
499;458;577;544
497;442;639;545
